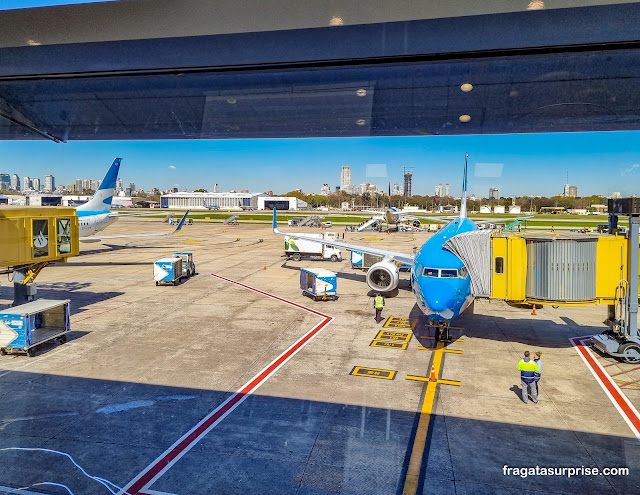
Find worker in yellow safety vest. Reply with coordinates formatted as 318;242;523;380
517;351;539;404
374;293;385;324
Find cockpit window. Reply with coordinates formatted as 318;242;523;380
423;268;438;277
440;269;459;278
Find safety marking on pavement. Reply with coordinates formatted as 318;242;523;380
383;317;417;330
406;376;461;386
350;366;397;380
417;347;463;354
362;238;382;241
570;336;640;442
370;340;408;350
375;330;412;342
122;274;334;495
417;336;464;342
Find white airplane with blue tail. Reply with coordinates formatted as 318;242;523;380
76;158;189;242
273;154;477;330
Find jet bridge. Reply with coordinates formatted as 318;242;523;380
1;207;80;305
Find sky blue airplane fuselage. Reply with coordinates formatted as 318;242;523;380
412;217;476;321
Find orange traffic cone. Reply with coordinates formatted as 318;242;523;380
429;365;436;381
263;264;266;270
531;304;536;316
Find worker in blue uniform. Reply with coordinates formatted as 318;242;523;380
517;351;539;404
533;351;542;395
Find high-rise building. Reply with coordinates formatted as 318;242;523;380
129;182;136;192
11;174;20;191
320;184;331;196
340;166;352;194
82;179;90;191
75;179;83;192
32;178;41;191
90;179;98;191
403;172;412;197
391;182;402;196
213;183;220;193
612;191;622;199
0;174;10;190
44;174;55;192
445;183;450;196
23;176;31;190
563;184;578;197
489;187;499;200
116;178;123;192
435;183;443;196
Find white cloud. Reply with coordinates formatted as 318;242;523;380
168;165;176;170
620;163;640;176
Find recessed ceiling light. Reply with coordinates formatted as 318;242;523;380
460;83;473;92
330;16;344;26
459;115;471;123
356;119;366;126
356;89;367;97
26;39;41;46
226;97;237;104
527;1;545;10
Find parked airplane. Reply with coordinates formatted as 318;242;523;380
274;154;476;328
203;202;220;210
77;158;189;241
358;207;430;231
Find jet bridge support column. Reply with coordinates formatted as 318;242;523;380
592;199;640;363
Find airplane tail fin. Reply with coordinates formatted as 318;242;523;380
459;153;468;219
272;208;281;233
174;210;189;232
77;158;121;213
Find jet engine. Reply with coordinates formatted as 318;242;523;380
366;260;400;292
412;219;422;228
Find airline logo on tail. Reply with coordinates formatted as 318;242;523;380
77;158;121;216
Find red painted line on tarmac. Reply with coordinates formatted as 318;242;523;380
570;336;640;441
609;365;640;377
121;274;333;495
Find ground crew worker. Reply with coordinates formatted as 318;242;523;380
517;351;539;404
374;293;385;324
533;351;542;394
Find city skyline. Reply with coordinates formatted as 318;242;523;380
2;131;640;197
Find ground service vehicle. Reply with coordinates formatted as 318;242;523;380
284;233;342;262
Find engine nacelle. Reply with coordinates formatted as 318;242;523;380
366;260;400;292
412;219;421;228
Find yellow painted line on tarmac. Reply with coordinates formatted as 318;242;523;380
383;317;418;330
402;342;443;495
375;330;412;342
417;337;464;342
437;379;461;386
443;349;463;354
370;340;408;350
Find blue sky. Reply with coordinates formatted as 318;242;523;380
1;132;640;197
0;0;120;10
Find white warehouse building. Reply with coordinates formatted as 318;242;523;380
160;192;307;210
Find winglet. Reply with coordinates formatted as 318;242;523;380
174;210;190;232
272;208;280;233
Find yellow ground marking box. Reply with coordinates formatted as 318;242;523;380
383;317;417;330
375;330;412;342
370;340;408;350
350;366;397;380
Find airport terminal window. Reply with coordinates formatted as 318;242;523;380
57;218;71;254
495;257;504;274
32;219;49;258
440;269;459;278
423;268;438;277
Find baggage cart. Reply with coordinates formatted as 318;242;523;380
0;299;71;357
300;268;338;301
154;257;184;285
173;252;196;277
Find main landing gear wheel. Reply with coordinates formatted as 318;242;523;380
620;342;640;364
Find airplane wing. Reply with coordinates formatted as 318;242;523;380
272;209;414;265
79;210;190;242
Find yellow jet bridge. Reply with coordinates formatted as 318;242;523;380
1;206;80;283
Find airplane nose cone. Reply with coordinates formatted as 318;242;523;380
421;282;457;312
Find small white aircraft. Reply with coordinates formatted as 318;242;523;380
77;158;189;242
